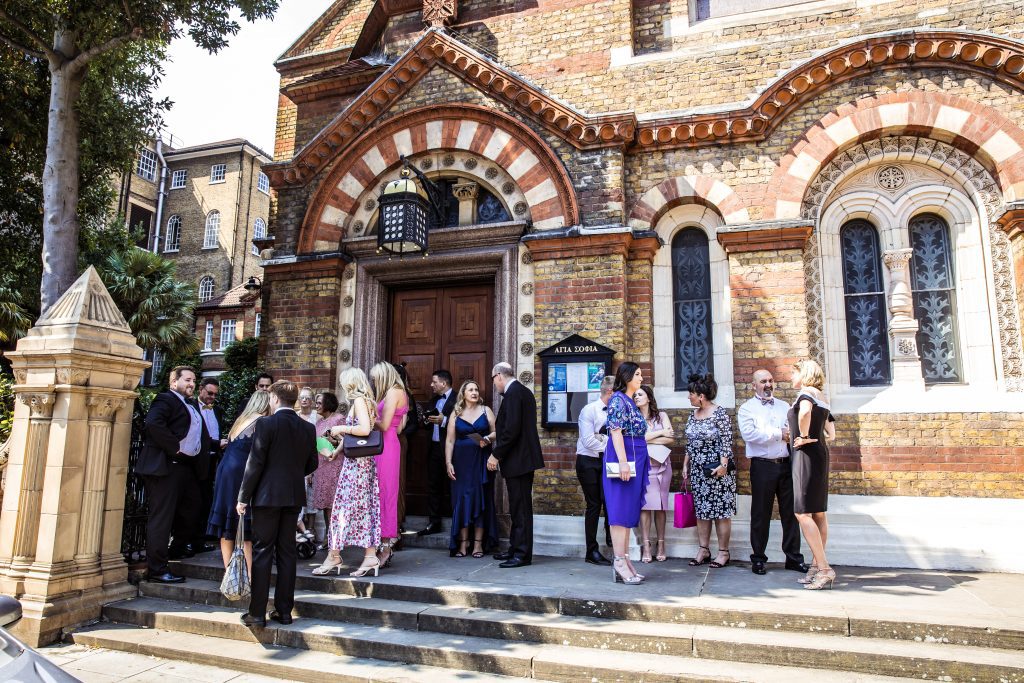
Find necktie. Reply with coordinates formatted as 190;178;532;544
759;396;774;406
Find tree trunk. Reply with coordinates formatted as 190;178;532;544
39;30;86;313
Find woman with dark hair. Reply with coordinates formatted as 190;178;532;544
312;391;345;547
602;361;650;584
683;373;736;569
634;384;674;563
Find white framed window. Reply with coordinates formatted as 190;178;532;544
252;217;267;255
257;171;270;194
198;276;215;303
170;169;187;189
136;149;157;181
164;215;182;252
151;349;165;380
203;320;214;350
204;211;220;249
254;313;261;338
210;163;226;183
219;319;236;350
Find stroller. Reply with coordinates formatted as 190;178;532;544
296;530;317;560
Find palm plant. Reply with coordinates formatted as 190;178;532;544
98;248;199;357
0;276;33;344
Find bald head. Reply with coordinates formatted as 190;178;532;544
752;369;775;399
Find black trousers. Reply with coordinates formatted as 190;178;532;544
504;471;535;561
143;463;200;575
426;440;449;524
195;451;219;543
748;457;804;565
575;454;611;554
249;505;301;619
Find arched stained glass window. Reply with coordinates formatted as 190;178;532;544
840;220;891;386
672;228;713;390
909;213;961;383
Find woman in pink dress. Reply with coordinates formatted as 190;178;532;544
370;361;409;568
312;392;345;546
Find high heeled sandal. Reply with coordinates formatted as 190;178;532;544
797;565;819;584
710;549;730;569
640;539;653;564
377;540;395;568
612;556;642;585
688;545;711;566
471;540;485;558
804;567;835;590
312;556;343;575
350;558;381;577
453;539;468;558
655;539;667;562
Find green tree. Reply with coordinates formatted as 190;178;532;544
0;274;32;343
218;337;261;424
0;0;278;312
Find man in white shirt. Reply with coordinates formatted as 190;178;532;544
737;369;807;575
419;369;455;536
575;376;615;566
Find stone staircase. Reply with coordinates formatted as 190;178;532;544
70;552;1024;682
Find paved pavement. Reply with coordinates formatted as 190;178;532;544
39;644;300;683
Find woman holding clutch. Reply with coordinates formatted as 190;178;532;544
444;380;497;558
635;384;673;563
602;361;650;584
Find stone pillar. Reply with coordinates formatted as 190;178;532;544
452;180;478;226
883;248;925;389
0;266;148;646
997;210;1024;345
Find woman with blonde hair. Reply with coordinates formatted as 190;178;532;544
788;359;836;590
445;380;497;558
315;368;383;577
206;391;270;576
295;386;319;543
369;361;409;568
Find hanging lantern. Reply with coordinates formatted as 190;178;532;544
377;166;430;257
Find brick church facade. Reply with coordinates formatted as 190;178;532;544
259;0;1024;568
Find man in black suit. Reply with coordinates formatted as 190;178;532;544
192;377;228;554
137;366;211;583
487;362;544;568
237;380;318;627
419;369;455;536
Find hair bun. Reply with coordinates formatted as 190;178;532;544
687;373;703;383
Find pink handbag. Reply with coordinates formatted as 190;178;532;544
674;487;697;529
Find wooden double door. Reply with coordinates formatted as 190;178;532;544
389;283;494;516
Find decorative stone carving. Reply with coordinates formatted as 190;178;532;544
452;181;479;201
520;313;533;327
364;199;376;211
423;0;457;28
442;154;455;167
14;369;27;384
520;342;534;356
123;376;138;390
521;251;533;265
87;396;125;422
519;370;534;385
36;266;130;332
56;368;90;386
344;266;356;280
18;393;55;419
343;296;354;308
882;248;924;386
463;157;478;170
501;181;515;195
419;157;433;170
353;220;365;235
485;167;499;180
521;282;534;296
340;349;352;363
876;165;906;190
898;338;917;356
514;201;528;216
341;323;353;336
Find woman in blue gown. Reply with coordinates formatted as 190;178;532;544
207;391;270;575
445;380;498;558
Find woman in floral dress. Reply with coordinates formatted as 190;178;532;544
312;368;383;578
683;373;736;569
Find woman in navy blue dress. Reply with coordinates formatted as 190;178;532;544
207;391;270;576
603;362;650;585
445;380;498;558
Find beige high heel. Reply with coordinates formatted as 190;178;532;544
804;567;835;590
640;539;653;563
655;539;667;562
797;565;819;584
612;557;642;585
312;555;343;576
350;558;380;577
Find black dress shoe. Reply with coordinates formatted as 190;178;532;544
148;572;185;584
416;523;443;536
168;546;195;560
785;560;810;572
499;557;531;569
240;613;266;627
269;611;293;625
492;551;512;561
751;561;767;575
585;550;612;566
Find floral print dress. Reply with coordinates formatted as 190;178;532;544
685;405;737;520
327;410;381;550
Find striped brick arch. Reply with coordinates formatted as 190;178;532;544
300;105;578;253
765;91;1024;220
628;176;749;231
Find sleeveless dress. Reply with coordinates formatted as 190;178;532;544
376;397;408;539
685;405;737;520
788;393;834;514
448;412;498;554
327;411;381;550
206;427;254;541
312;412;346;510
642;412;673;511
602;391;650;528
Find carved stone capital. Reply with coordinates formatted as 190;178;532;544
423;0;457;27
87;396;126;421
882;248;914;271
17;393;55;419
56;367;90;386
452;181;479;201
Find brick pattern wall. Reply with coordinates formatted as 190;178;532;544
194;305;260;372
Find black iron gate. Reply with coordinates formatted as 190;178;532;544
121;403;148;564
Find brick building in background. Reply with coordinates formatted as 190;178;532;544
257;0;1024;570
117;138;272;382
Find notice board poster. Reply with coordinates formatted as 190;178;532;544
538;335;615;429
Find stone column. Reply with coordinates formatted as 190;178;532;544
882;248;925;388
0;267;148;646
452;180;478;226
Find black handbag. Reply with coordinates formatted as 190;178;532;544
343;429;383;458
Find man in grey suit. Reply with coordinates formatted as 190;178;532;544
237;380;317;627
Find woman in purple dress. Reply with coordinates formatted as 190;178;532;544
602;361;650;585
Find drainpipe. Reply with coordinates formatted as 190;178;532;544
227;148;245;288
152;138;169;253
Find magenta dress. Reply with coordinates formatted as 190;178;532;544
312;413;346;510
376;398;408;539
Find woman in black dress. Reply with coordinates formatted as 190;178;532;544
788;360;836;590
